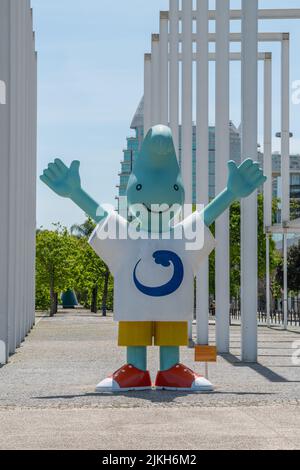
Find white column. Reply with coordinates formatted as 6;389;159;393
20;1;26;342
25;2;30;336
160;12;169;126
281;34;290;224
29;13;34;331
283;232;288;330
28;4;34;335
241;0;258;363
263;53;272;329
181;0;193;205
215;0;230;354
181;0;193;339
264;53;273;229
144;54;152;135
0;0;10;364
266;234;271;327
151;34;160;126
196;0;209;345
15;0;23;348
169;0;179;157
30;47;37;329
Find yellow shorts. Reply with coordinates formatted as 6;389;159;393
118;322;188;347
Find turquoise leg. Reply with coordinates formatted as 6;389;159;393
127;346;147;371
160;346;180;371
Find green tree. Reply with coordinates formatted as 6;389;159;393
209;195;280;301
35;283;51;312
276;241;300;295
71;217;96;238
72;237;112;314
36;224;78;316
291;199;300;221
71;218;113;315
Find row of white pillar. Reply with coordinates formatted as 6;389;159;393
144;0;293;359
0;0;37;364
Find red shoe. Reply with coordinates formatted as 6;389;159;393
155;364;213;392
96;364;152;393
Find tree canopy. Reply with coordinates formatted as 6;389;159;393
35;222;113;314
276;241;300;295
36;224;79;315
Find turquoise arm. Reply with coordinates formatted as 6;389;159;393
71;188;107;224
202;189;235;227
40;159;108;224
201;159;267;227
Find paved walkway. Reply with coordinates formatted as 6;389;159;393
0;312;299;449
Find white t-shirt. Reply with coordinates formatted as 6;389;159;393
89;212;216;322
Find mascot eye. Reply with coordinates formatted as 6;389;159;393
174;184;179;191
136;184;142;191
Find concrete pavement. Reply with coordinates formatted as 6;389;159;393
1;406;299;450
0;311;299;450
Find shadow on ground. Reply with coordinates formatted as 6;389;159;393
220;353;300;383
33;389;276;404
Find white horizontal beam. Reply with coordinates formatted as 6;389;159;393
230;9;300;20
176;32;287;43
266;224;300;234
175;52;271;61
177;9;300;20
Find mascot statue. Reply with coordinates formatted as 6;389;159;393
41;125;266;393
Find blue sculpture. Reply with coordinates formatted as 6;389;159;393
41;125;266;392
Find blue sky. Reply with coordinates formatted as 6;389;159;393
32;0;300;229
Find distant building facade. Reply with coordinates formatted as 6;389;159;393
257;152;300;221
271;153;300;201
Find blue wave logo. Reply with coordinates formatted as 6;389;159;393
133;250;184;297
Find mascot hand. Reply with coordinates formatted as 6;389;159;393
227;159;266;199
40;159;81;199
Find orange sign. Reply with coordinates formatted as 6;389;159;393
195;345;217;363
